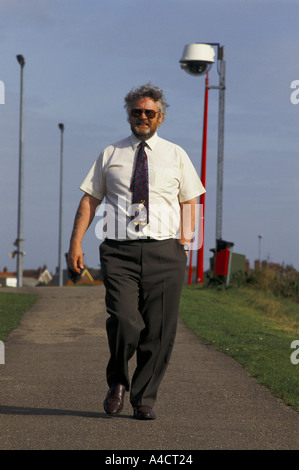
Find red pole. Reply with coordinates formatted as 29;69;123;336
188;238;193;285
197;72;209;283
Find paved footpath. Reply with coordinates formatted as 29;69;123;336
0;285;298;451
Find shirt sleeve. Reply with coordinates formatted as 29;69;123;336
79;152;106;201
178;150;206;202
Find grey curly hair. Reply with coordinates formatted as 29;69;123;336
124;82;169;119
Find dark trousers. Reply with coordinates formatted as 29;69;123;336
99;238;187;408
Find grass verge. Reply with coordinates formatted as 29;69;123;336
0;292;38;342
179;285;299;412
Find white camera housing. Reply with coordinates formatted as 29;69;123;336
180;43;215;76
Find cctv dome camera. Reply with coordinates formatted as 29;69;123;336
181;60;212;76
180;43;215;76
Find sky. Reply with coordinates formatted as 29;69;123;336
1;0;298;275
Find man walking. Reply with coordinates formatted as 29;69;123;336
67;83;205;420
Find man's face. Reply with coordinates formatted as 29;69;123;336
129;97;164;140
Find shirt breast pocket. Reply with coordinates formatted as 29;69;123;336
153;167;180;191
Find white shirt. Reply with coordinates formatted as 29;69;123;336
80;133;205;240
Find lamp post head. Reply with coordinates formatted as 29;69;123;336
180;43;215;76
58;123;64;132
16;55;25;67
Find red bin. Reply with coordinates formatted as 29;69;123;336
214;248;230;276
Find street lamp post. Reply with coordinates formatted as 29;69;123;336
58;123;64;287
180;43;226;282
16;54;25;287
209;45;226;244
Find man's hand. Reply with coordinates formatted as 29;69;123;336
67;243;84;273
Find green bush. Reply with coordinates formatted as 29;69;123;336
205;266;299;303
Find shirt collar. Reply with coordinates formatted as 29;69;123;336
130;132;159;151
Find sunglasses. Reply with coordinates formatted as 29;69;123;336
130;108;159;119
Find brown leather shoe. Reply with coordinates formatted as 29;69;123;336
103;384;126;415
133;405;156;420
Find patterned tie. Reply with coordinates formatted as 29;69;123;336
131;141;149;231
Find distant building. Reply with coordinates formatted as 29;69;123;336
50;267;103;286
0;264;102;287
0;266;52;287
